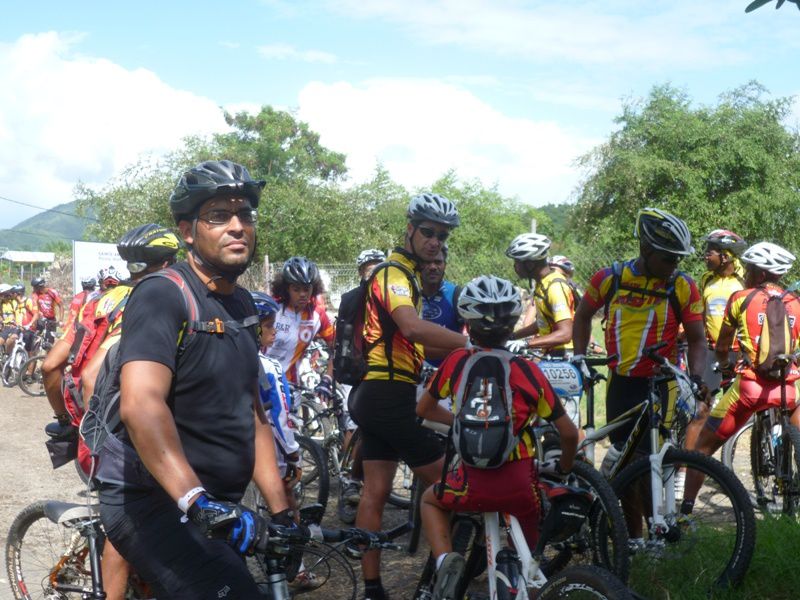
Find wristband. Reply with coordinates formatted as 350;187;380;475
178;486;206;514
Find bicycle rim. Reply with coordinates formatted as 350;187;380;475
612;449;755;599
781;424;800;516
536;565;633;600
749;416;781;512
387;462;413;509
18;354;47;397
6;501;92;599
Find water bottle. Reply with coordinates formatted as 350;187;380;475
600;442;624;478
772;422;782;449
495;548;521;600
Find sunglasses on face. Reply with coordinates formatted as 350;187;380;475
655;251;682;265
198;208;257;226
418;226;449;242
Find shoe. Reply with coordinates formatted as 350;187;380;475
432;553;465;600
289;570;323;591
338;500;357;525
342;481;362;505
44;420;77;440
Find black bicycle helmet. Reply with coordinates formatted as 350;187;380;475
282;257;319;286
80;276;97;290
31;277;45;288
11;283;24;295
117;223;182;273
407;193;460;228
458;275;523;337
635;208;694;256
169;160;266;223
702;229;747;256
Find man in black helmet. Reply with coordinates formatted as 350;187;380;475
350;193;470;600
98;161;291;599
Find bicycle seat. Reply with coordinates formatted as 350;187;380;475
774;354;794;368
299;503;325;525
43;500;99;524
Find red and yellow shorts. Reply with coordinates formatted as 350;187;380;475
707;375;799;441
434;457;542;545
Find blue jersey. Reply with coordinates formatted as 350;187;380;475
422;280;463;368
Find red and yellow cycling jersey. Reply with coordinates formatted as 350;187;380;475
363;249;423;384
533;270;575;351
64;290;96;334
583;259;703;377
722;284;800;381
19;297;37;327
699;270;744;348
428;347;563;461
32;288;61;320
60;284;131;347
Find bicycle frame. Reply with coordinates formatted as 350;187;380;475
483;512;546;599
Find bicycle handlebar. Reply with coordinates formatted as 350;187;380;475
257;520;408;555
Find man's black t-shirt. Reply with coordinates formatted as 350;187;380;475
110;261;259;502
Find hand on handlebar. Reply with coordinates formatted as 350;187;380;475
314;374;334;402
538;458;572;481
187;493;266;555
505;339;528;354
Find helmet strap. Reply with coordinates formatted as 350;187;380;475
189;219;255;284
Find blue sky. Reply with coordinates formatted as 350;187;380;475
1;0;798;231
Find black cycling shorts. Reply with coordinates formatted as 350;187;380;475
0;326;16;341
350;379;444;467
606;372;671;452
100;489;262;600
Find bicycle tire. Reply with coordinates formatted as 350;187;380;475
782;424;800;516
17;354;47;397
405;476;423;553
537;565;633;600
296;396;333;444
337;429;360;525
296;434;330;511
612;448;755;598
388;462;413;509
749;413;781;512
541;460;629;583
2;349;27;387
719;417;758;507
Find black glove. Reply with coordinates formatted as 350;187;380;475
314;374;334;402
689;374;711;405
187;494;265;555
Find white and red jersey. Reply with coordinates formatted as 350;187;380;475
32;288;61;320
265;301;334;383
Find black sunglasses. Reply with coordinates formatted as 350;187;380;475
655;251;682;265
198;208;257;226
418;226;449;242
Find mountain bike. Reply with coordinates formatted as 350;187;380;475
571;343;756;598
2;329;28;387
720;354;800;515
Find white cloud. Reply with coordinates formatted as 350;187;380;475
326;0;751;69
0;32;229;228
297;78;600;205
257;43;337;64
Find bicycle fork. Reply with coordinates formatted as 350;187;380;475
648;436;677;538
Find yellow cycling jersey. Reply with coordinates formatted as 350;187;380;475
699;270;744;346
60;284;132;346
363;249;423;384
533;270;575;351
1;299;19;326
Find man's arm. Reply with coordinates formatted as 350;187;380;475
529;318;572;350
715;323;737;362
571;299;596;355
120;360;203;504
416;389;453;426
509;322;539;341
684;320;708;379
392;305;467;350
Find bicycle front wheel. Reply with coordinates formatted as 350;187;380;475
295;434;330;511
612;448;755;599
18;354;47;397
537;565;633;600
2;349;27;387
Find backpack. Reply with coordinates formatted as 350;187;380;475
539;276;581;316
62;290;129;424
738;287;797;380
333;260;421;385
451;349;518;469
79;268;260;487
602;261;682;327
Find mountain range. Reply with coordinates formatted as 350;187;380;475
0;201;92;251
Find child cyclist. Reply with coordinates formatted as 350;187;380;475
416;275;579;600
252;291;320;590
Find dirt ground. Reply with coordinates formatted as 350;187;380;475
0;383;428;600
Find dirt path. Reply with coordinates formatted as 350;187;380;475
0;383;427;599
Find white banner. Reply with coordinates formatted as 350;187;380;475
72;241;130;295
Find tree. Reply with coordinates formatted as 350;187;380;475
571;82;800;277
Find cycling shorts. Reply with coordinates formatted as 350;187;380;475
707;376;799;441
433;458;541;546
100;489;262;600
606;372;676;451
0;326;17;340
350;379;444;467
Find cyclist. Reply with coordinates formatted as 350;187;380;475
350;193;469;600
417;275;578;600
31;276;63;328
684;242;800;508
0;283;19;356
63;276;99;333
505;233;574;356
267;256;336;394
336;248;387;509
98;160;291;599
420;245;465;368
572;208;707;462
685;229;747;449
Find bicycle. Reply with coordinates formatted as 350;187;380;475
570;343;756;598
18;352;47;396
2;328;28;387
720;354;800;514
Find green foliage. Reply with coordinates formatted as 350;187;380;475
571;82;800;279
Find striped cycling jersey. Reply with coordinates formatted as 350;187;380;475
265;301;334;383
699;270;744;348
583;259;703;377
363;249;423;384
428;347;564;462
533;270;576;351
60;284;132;348
722;284;800;382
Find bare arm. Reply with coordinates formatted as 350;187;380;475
684;320;708;378
509;322;539;341
571;299;596;355
715;323;736;361
80;345;109;408
529;319;572;350
552;412;578;472
416;389;454;427
120;360;203;503
392;305;467;350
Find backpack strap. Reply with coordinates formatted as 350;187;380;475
603;261;682;325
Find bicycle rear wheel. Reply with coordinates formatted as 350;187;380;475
295;434;330;511
781;424;800;516
537;565;633;600
18;354;47;397
2;349;27;387
612;448;755;598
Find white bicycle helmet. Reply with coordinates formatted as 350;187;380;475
407;193;460;228
549;255;575;274
0;284;12;295
457;275;523;336
740;242;796;276
505;233;552;262
356;249;386;268
634;208;694;256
